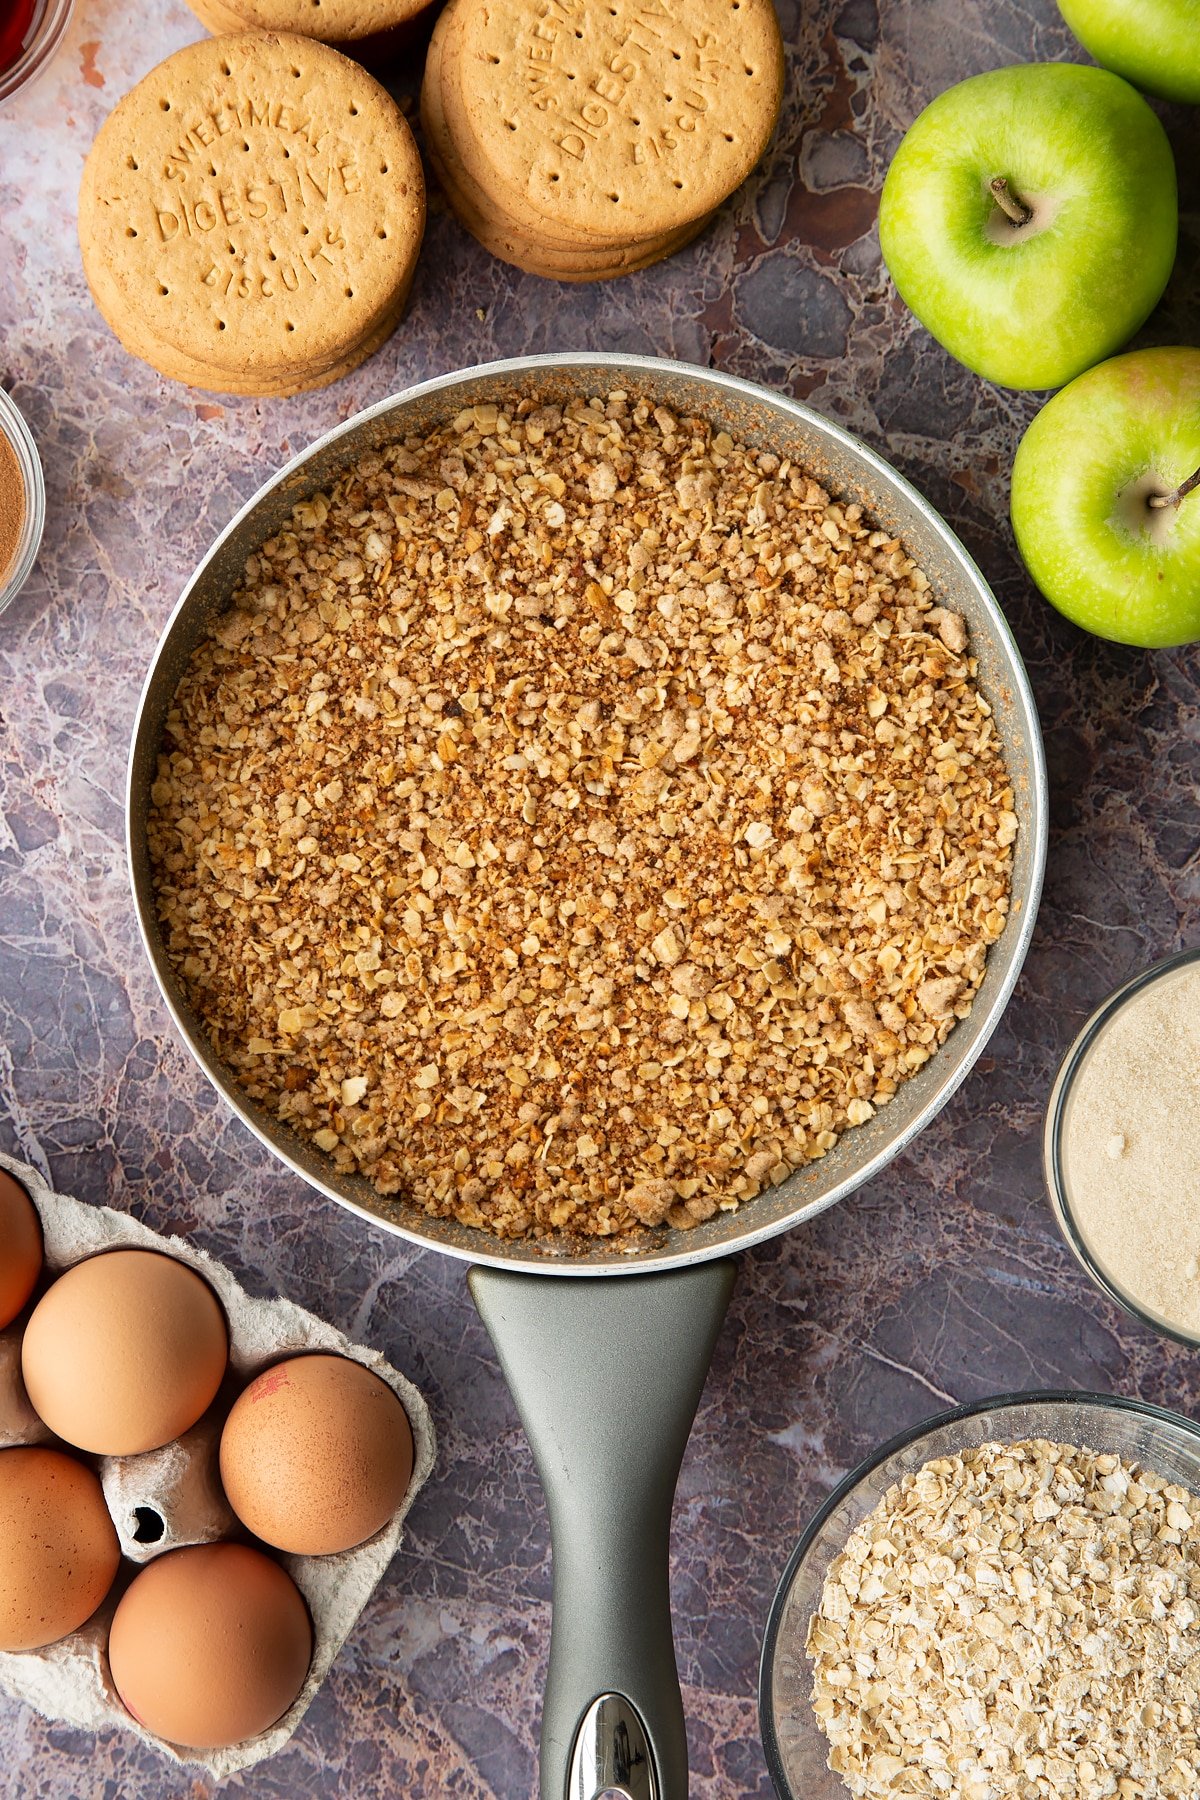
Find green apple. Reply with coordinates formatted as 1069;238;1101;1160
1058;1;1200;106
1011;346;1200;648
878;63;1177;391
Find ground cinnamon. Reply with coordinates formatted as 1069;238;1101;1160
0;427;26;584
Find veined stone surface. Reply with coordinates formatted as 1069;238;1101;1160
0;1;1198;1794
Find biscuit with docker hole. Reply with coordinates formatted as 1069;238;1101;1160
425;116;710;278
183;0;437;63
82;160;417;395
79;32;423;378
422;14;712;276
427;2;650;253
425;9;713;268
79;33;423;387
83;236;414;395
442;0;783;243
434;0;642;250
430;153;709;279
84;249;415;395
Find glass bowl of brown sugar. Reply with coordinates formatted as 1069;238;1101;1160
1044;945;1200;1347
0;388;45;616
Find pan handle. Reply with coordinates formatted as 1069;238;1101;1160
469;1261;736;1800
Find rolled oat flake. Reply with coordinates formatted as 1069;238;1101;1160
808;1438;1200;1798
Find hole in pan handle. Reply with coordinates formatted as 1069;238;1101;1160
569;1691;657;1800
469;1260;736;1800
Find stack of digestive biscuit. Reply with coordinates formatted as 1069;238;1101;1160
77;0;787;391
421;0;785;279
78;33;425;395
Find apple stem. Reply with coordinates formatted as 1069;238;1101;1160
1148;467;1200;510
989;176;1032;228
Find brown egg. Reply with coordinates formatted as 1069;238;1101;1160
0;1447;120;1650
108;1543;312;1748
22;1249;228;1455
0;1170;42;1329
219;1353;414;1555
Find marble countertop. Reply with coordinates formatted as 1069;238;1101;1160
1;0;1198;1794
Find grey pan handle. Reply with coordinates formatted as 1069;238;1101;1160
469;1262;736;1800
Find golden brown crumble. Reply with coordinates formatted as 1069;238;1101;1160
147;390;1015;1241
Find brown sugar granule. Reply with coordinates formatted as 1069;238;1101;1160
147;391;1016;1242
0;428;26;584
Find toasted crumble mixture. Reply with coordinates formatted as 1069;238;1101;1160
807;1439;1200;1799
148;390;1015;1241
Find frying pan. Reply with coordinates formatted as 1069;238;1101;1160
127;353;1048;1799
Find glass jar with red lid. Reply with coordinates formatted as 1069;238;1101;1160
0;0;73;109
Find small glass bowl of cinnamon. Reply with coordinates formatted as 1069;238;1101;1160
0;389;45;616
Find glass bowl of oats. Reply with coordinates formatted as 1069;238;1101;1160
760;1390;1200;1800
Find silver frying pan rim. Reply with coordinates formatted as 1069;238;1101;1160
126;351;1048;1276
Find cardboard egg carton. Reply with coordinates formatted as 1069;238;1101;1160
0;1149;436;1777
